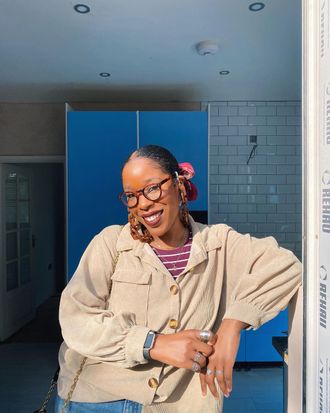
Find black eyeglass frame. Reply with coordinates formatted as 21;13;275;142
119;176;172;208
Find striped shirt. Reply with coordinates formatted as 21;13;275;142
152;231;192;279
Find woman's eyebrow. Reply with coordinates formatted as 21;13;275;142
124;177;163;191
144;177;163;183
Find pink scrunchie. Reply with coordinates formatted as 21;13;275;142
178;162;198;201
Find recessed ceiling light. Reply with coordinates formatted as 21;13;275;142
99;72;111;77
74;4;90;14
249;2;265;12
219;70;230;75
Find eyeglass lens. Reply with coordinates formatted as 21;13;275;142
123;184;162;207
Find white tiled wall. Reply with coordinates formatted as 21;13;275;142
205;101;302;259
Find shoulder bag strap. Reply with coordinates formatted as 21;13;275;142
60;250;120;413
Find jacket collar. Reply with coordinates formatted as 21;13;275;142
116;215;222;276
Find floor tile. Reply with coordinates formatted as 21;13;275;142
0;343;59;413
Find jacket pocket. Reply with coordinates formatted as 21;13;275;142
108;270;151;326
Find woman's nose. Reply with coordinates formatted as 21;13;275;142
138;193;154;210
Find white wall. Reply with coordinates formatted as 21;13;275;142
0;103;65;156
204;100;302;259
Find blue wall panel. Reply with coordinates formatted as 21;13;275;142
67;111;136;279
139;112;208;211
245;309;288;361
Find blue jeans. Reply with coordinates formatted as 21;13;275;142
55;394;143;413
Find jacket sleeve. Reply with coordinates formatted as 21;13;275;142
222;228;302;330
59;226;150;368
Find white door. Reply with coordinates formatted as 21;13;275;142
0;164;35;341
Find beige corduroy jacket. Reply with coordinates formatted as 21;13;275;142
57;217;302;413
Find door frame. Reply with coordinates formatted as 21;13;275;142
0;155;65;341
302;0;330;412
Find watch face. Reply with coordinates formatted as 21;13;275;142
145;331;156;348
143;331;157;360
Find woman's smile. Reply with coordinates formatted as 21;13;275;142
141;210;163;227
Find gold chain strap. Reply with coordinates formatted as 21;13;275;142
60;356;87;413
60;251;120;413
35;370;59;412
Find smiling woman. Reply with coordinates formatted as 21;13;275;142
55;145;302;413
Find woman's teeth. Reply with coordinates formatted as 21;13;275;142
144;212;161;224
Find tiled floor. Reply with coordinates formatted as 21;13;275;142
0;342;60;413
0;296;284;413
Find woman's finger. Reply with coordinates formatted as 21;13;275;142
223;363;233;395
198;330;215;343
207;333;217;346
192;329;216;346
205;367;219;399
215;367;227;397
191;361;201;373
191;351;207;368
199;372;207;396
194;341;214;357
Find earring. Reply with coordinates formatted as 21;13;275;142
179;191;190;228
128;212;141;240
180;202;190;228
128;212;153;243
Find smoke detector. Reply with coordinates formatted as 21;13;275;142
195;41;219;56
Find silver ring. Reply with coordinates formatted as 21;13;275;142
206;368;214;376
191;362;201;373
193;352;203;363
199;330;214;343
216;370;224;375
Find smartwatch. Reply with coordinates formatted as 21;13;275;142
143;330;158;361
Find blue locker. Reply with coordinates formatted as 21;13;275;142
66;111;137;279
139;112;208;212
245;309;288;361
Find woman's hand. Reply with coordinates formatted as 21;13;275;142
149;329;217;370
199;319;249;399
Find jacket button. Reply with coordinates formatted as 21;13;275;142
170;285;179;295
148;377;159;388
168;319;178;329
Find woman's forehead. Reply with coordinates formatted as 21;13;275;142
122;157;166;189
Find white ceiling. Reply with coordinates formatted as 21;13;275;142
0;0;301;103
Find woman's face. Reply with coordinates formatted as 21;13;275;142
122;157;185;240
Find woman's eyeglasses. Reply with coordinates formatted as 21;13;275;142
119;177;172;208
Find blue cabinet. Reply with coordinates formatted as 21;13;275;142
245;309;288;362
139;112;208;211
236;309;288;362
66;111;137;278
